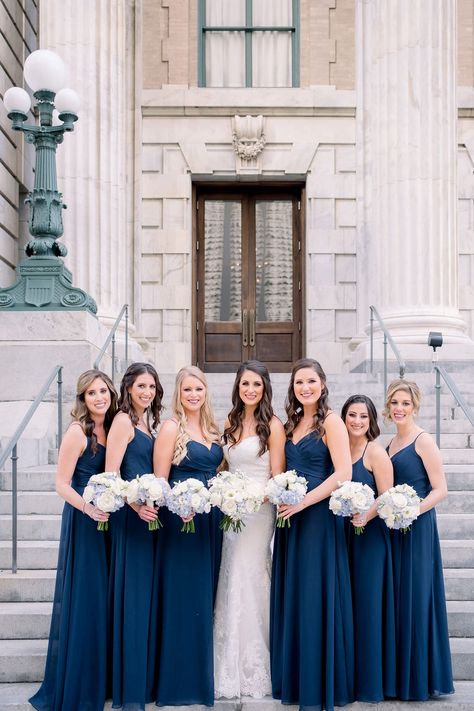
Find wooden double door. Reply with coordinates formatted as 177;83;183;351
195;186;303;372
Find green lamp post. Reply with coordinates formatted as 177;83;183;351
0;49;97;313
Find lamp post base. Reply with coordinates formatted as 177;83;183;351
0;256;97;314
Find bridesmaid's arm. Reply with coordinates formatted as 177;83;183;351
153;419;178;480
352;442;393;527
56;424;109;522
106;412;157;523
279;413;352;520
415;432;448;513
268;416;286;476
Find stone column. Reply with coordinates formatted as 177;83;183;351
353;0;473;367
39;0;132;321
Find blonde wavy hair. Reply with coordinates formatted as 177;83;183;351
383;378;422;421
171;366;220;465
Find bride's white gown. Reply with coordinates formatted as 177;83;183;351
214;435;275;699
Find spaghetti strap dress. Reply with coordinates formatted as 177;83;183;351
152;441;223;707
347;447;396;701
270;433;354;711
389;434;454;700
108;428;156;710
29;438;108;711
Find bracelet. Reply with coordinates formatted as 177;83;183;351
82;501;87;515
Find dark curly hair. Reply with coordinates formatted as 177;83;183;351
71;369;118;454
284;358;329;440
224;360;274;457
118;362;163;431
341;394;380;441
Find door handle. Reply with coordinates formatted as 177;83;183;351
242;309;248;346
249;309;255;347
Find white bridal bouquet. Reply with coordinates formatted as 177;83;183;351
329;480;375;534
166;477;212;533
208;469;265;533
82;471;128;531
125;473;170;531
376;483;421;533
265;470;308;528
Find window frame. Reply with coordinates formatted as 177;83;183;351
198;0;300;88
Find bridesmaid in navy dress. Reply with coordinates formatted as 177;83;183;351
29;369;118;711
152;366;223;706
385;379;454;700
270;358;354;711
105;362;163;710
341;394;396;702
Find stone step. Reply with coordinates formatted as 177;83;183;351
438;492;474;514
445;468;474;491
0;602;52;639
441;540;474;568
0;571;55;603
447;601;474;637
444;569;474;601
442;450;474;465
0;541;59;570
0;492;63;516
0;515;61;541
0;468;56;492
437;515;474;539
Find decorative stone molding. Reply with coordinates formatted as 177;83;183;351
232;115;266;174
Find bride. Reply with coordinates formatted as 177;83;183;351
214;360;285;699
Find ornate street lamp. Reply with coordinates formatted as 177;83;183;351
0;49;97;313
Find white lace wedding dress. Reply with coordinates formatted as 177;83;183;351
214;435;275;699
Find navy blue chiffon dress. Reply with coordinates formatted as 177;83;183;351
389;434;454;700
270;433;354;711
152;441;223;706
346;448;396;702
29;437;108;711
108;428;156;710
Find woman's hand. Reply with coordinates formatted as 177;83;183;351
278;498;307;520
181;513;195;523
137;504;158;523
85;505;109;522
351;512;368;528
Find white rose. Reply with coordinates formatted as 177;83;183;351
329;498;342;513
190;494;202;509
125;479;140;503
353;493;369;511
385;515;395;528
83;485;95;503
96;490;117;512
378;504;392;519
391;493;407;508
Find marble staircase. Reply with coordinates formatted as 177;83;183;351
0;371;473;710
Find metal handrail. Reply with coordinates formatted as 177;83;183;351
434;365;474;449
93;304;129;381
0;365;63;573
369;305;406;394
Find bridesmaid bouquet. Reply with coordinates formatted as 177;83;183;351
265;470;308;528
82;471;128;531
166;477;212;533
125;474;170;531
376;483;421;533
329;481;375;534
208;469;265;533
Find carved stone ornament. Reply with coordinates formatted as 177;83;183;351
232;115;266;161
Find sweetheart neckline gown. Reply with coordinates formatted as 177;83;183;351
152;440;223;707
346;453;396;701
389;436;454;700
214;435;274;699
29;438;108;711
270;433;354;711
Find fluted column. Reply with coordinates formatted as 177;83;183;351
39;0;131;320
354;0;472;363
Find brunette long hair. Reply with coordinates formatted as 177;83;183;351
70;369;118;454
284;358;329;440
118;362;163;431
224;360;274;457
341;394;381;441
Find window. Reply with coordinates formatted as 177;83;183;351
198;0;299;88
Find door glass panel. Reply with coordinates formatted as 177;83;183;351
204;201;242;321
255;201;293;321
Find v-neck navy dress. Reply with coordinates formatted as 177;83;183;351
270;433;354;711
29;438;108;711
346;451;396;701
389;436;454;700
108;428;156;710
152;440;223;706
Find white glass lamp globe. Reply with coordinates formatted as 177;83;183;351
55;88;80;115
3;86;31;114
24;49;67;93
